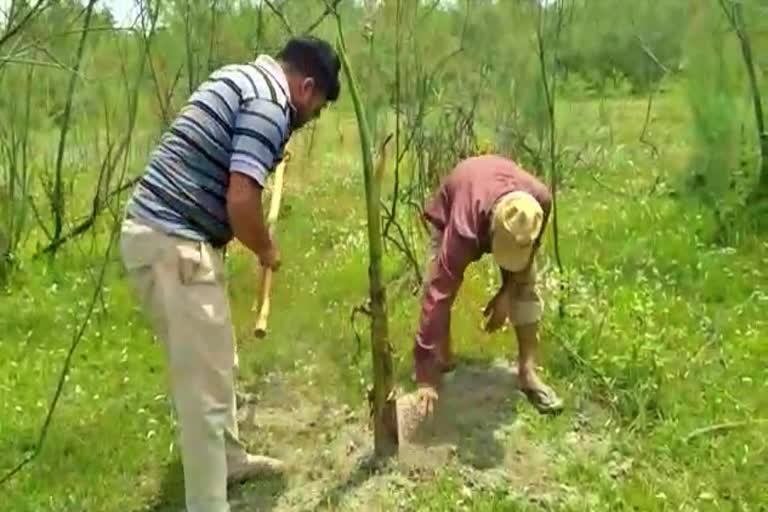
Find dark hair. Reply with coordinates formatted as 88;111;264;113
276;36;341;102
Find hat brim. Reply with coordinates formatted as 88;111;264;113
491;240;533;272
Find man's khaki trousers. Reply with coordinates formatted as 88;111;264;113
120;217;247;512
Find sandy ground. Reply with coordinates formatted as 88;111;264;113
230;359;583;511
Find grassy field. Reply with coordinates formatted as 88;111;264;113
1;87;767;511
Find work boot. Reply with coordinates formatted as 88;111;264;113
227;453;285;485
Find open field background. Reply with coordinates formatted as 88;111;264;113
1;1;767;510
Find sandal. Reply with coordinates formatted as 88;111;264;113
520;384;564;415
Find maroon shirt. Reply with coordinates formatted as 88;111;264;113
414;155;552;384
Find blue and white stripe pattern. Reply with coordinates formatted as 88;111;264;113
126;55;294;247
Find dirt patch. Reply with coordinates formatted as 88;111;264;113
233;360;567;511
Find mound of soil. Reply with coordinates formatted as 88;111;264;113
231;359;566;511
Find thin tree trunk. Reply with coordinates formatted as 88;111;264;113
207;0;219;72
720;0;768;195
50;0;97;254
535;2;564;272
256;2;263;47
733;5;768;191
383;0;402;240
184;0;196;94
535;0;567;318
335;13;399;458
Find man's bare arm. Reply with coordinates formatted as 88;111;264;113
227;173;277;267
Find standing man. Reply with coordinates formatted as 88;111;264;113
119;37;340;512
414;154;564;418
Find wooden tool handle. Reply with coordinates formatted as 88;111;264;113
252;151;289;337
253;267;273;338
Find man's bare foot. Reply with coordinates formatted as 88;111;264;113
416;385;439;418
518;367;563;415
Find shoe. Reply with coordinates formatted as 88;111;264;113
227;453;285;485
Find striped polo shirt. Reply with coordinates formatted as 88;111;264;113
126;55;294;247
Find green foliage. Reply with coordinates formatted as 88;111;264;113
1;1;768;510
560;0;687;94
683;2;757;242
2;96;766;510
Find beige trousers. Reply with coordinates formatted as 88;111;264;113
120;217;248;512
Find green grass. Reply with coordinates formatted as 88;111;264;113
1;91;767;511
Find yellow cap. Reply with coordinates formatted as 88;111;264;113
490;191;544;272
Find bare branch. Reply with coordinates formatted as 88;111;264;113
534;0;564;277
0;57;84;72
639;89;660;159
302;0;342;34
349;301;371;363
629;6;669;159
48;0;98;252
36;0;160;257
33;177;140;258
719;0;768;191
264;0;294;35
0;0;50;50
684;419;768;443
634;35;670;74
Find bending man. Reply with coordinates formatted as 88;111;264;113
414;154;564;417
